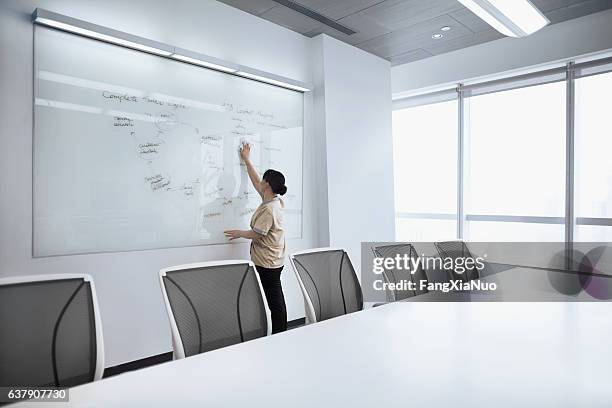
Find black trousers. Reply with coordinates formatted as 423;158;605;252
255;265;288;334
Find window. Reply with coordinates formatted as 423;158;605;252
464;82;566;241
574;71;612;241
393;100;457;241
392;56;612;244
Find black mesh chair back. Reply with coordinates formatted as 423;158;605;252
160;261;269;358
290;249;363;323
0;275;102;388
434;241;480;282
372;243;428;301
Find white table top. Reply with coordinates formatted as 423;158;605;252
14;298;612;407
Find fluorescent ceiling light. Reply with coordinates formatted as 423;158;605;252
33;9;173;56
32;9;310;93
457;0;549;37
236;71;311;93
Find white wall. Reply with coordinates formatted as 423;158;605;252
392;8;612;96
0;0;317;366
312;35;396;272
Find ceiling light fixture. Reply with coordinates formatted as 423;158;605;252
457;0;549;37
32;8;311;93
33;9;173;56
441;26;451;31
432;33;444;39
171;47;238;73
236;68;311;92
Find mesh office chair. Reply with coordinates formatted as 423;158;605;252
289;248;363;324
0;274;104;388
434;241;480;282
372;243;429;301
159;261;271;359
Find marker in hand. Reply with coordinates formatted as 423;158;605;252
240;142;251;162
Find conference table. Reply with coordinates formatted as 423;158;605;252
13;267;612;407
405;264;612;301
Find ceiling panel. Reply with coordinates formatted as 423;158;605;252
449;8;492;33
531;0;588;12
543;0;612;24
359;15;472;58
217;0;277;16
216;0;612;65
389;48;433;65
258;5;322;34
361;0;464;31
424;29;504;55
294;0;385;20
306;12;391;45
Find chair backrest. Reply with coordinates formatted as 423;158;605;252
372;243;429;301
0;274;104;388
434;241;480;281
289;248;363;323
159;261;270;359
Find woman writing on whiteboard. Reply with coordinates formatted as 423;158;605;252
224;143;288;333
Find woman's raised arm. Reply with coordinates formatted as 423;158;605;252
240;143;264;199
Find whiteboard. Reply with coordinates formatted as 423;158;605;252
33;27;303;257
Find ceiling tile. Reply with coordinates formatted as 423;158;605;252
390;48;433;65
259;5;322;34
289;0;330;10
295;0;387;20
531;0;587;13
306;12;391;44
449;8;491;33
359;14;472;58
423;29;504;55
217;0;277;16
362;0;464;31
217;0;612;65
543;0;612;24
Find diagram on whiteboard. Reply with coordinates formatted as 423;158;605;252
33;26;303;256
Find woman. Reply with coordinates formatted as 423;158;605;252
224;143;288;334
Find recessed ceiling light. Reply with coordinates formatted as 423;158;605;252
441;26;451;31
432;33;444;39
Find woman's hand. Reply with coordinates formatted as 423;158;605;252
224;230;243;240
224;229;260;241
239;142;263;198
240;143;251;162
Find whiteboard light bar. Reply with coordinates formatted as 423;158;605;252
32;8;310;92
33;9;173;56
236;70;311;92
457;0;549;37
172;54;237;73
171;47;238;73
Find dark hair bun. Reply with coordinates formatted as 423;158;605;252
262;169;287;196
